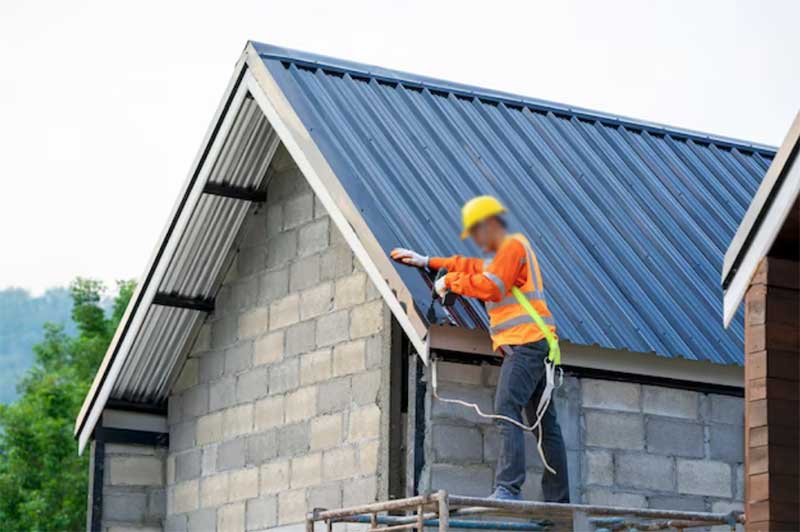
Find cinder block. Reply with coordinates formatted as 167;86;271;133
300;282;333;320
171;420;197;452
209;376;236;412
642;386;698;419
217;438;246;471
171;479;200;514
677;459;732;497
223;404;253;437
199;353;225;384
431;383;494;425
182;384;210;419
168;454;177;485
255;395;285;431
212;316;238;349
615;452;674;491
300;349;332;385
229;467;259;501
269;358;300;394
709;423;743;462
201;444;217;477
646;417;704;457
584;488;646;508
245;430;278;465
187;508;216;532
584;411;644;450
237;367;268;403
335;273;366;309
200;472;229;508
265;203;283;238
350;301;384;339
285;386;318;424
109;455;165;486
308;482;342;510
316;311;350;347
554;377;581;451
318;377;351;414
648;495;706;511
291;452;323;488
260;268;289;303
436;361;483;386
278;488;307;524
352;370;381;406
584;449;613;486
311;413;343;450
266;231;298;269
298;218;329;257
175;358;199;393
246;496;278;530
286;320;317;356
290;254;321;292
365;334;385;369
429;464;493;497
176;449;202;482
709;395;744;426
225;342;253;375
270;294;301;330
103;491;147;522
333;340;366;377
278;423;310;456
347;404;381;442
323;446;358;481
582;379;640;412
243;210;267;247
254;331;284;366
148;488;167;520
343;476;377;507
320;246;353;281
735;464;744;500
239;307;269;339
284;193;314;229
358;440;379;475
166;514;188;532
193;324;212;354
238;247;267;278
232;275;259;310
218;502;245;531
433;424;482;462
260;459;290;494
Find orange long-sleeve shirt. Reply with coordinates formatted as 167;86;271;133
428;238;527;302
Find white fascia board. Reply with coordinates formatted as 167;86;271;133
75;60;252;454
723;153;800;327
243;45;429;362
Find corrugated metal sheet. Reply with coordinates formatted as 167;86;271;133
111;95;280;403
255;43;775;366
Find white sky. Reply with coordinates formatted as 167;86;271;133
1;0;798;294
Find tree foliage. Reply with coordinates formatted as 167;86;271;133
0;278;135;531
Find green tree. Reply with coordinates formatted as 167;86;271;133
0;278;135;531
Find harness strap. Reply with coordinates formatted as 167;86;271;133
511;286;561;365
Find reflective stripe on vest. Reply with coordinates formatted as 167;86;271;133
489;312;556;335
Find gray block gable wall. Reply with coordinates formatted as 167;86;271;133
423;361;745;517
164;147;392;532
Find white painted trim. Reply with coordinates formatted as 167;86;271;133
243;47;429;361
723;153;800;326
76;70;252;454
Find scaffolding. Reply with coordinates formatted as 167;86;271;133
305;492;744;532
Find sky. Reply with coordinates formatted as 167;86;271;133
1;0;798;294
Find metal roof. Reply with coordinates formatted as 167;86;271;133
255;42;775;366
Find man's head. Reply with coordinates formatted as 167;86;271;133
461;196;508;252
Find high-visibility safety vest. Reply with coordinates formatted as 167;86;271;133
484;234;558;355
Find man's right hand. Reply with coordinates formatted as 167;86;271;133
390;248;429;268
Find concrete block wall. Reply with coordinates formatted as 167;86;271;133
164;147;391;532
96;442;167;532
422;361;745;514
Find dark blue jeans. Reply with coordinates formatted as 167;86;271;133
494;340;570;502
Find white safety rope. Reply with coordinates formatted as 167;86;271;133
431;357;563;475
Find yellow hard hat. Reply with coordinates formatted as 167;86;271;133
460;195;507;239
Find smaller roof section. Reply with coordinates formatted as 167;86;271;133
722;112;800;326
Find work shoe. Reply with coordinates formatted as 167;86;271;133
488;486;522;501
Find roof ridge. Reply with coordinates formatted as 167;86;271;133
251;41;777;157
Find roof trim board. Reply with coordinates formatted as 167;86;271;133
721;112;800;326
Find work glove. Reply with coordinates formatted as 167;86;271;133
434;276;448;299
390;248;429;268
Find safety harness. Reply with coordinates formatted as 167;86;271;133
431;284;563;475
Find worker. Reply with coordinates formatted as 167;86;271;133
391;196;569;503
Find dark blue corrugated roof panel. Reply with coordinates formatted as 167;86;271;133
255;43;774;366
